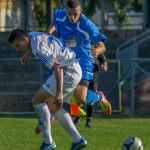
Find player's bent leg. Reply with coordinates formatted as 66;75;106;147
74;84;88;105
32;88;55;148
97;91;112;116
85;90;112;116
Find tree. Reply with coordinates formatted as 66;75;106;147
109;0;131;27
33;0;47;30
33;0;143;29
109;0;143;27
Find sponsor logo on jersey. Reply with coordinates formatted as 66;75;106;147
64;36;77;48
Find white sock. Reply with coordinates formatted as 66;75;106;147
34;103;52;144
55;108;82;143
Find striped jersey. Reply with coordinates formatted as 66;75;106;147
29;31;77;69
53;9;107;80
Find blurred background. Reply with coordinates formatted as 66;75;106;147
0;0;149;115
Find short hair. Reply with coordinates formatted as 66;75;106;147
8;29;28;43
66;0;81;9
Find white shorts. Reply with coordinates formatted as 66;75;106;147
42;62;82;104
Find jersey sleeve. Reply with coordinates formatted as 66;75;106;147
53;9;60;26
53;9;65;37
85;19;107;45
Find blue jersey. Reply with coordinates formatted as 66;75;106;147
53;9;107;80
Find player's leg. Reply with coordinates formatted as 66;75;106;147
86;89;112;115
56;101;87;149
35;69;55;135
74;80;89;105
85;63;99;127
35;100;56;135
75;81;112;116
55;63;87;149
32;87;56;150
85;103;93;127
73;80;89;125
70;96;81;126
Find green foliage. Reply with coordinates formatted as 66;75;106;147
53;0;101;17
110;0;143;26
54;0;65;9
33;0;47;29
33;0;143;29
81;0;101;17
110;0;131;26
133;0;143;12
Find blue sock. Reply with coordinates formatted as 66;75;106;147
85;90;102;104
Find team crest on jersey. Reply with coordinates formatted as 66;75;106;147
65;36;77;47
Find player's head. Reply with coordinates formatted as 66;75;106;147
66;0;82;23
8;29;30;53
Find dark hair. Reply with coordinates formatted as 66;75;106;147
66;0;81;9
8;29;28;43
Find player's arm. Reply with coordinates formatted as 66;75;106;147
98;54;108;71
21;50;31;65
47;21;56;35
52;60;63;109
92;41;106;58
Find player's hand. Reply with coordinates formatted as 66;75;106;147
101;61;108;71
92;47;100;58
21;51;31;65
54;93;63;109
92;42;106;58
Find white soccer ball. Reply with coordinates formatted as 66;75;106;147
122;137;143;150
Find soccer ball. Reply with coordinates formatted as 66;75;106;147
122;137;143;150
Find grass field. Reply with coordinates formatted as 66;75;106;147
0;115;150;150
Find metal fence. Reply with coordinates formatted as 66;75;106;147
116;29;150;114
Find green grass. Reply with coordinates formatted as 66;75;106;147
0;115;150;150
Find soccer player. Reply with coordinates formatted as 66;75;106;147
48;0;112;116
8;29;87;150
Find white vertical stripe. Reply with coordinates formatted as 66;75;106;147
77;22;89;40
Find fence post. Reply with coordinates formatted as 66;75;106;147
21;0;30;30
46;0;51;30
131;60;136;114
